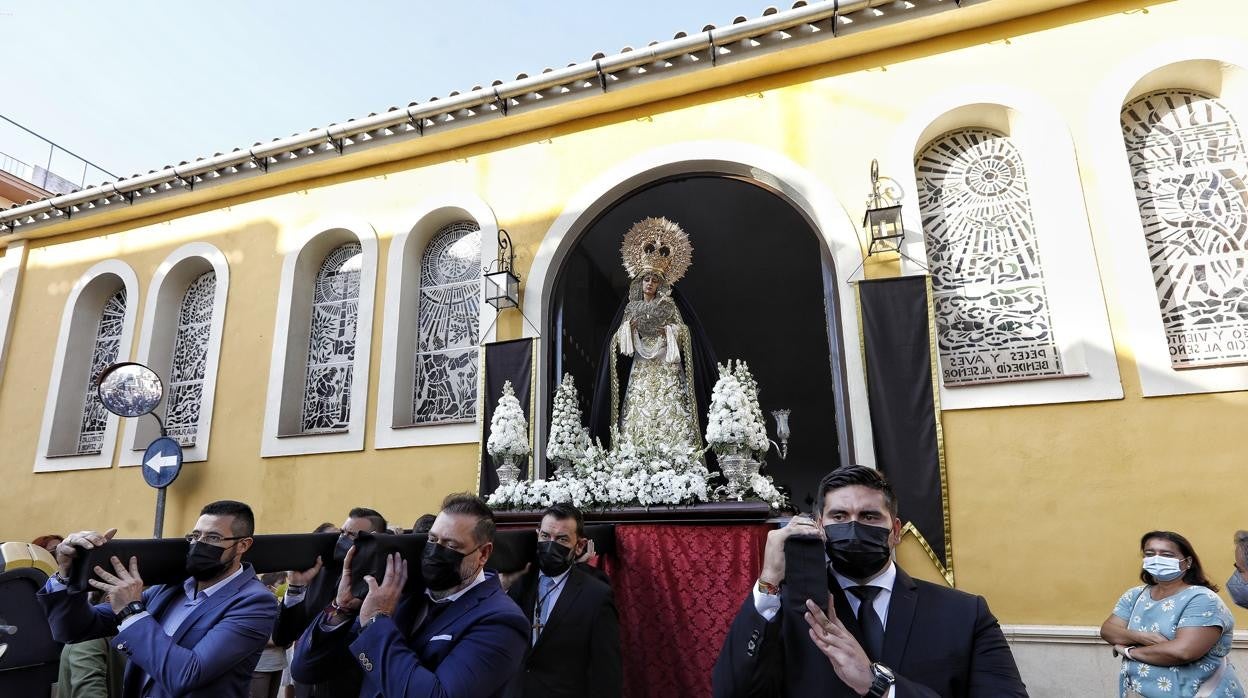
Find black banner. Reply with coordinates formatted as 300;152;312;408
857;276;952;584
477;338;536;497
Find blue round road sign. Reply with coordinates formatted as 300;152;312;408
141;437;184;489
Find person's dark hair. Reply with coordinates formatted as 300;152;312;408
542;503;585;538
259;571;286;588
440;493;495;544
815;465;898;518
411;514;437;535
1139;530;1217;591
347;507;388;533
200;500;255;537
1235;530;1248;564
313;522;338;534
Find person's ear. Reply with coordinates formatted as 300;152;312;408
236;537;255;556
478;541;493;566
889;517;903;548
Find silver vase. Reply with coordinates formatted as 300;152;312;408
718;453;749;494
495;453;521;487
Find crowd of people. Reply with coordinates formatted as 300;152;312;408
27;465;1248;697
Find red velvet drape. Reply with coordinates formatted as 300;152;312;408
600;524;770;698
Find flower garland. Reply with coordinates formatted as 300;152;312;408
486;380;530;458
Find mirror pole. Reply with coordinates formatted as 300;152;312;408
154;487;167;539
149;412;167;438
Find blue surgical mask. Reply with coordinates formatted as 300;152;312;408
1142;555;1185;582
1227;571;1248;608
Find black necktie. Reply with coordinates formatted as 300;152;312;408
847;585;884;662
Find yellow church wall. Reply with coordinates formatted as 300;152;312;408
1;0;1244;629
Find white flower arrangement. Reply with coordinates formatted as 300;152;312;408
486;380;530;458
705;360;770;458
487;430;712;510
545;373;590;464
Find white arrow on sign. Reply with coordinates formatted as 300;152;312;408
145;452;179;473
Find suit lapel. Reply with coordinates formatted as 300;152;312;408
882;567;918;668
171;564;254;644
533;568;583;652
424;577;493;639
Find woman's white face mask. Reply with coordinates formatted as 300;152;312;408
1142;554;1186;582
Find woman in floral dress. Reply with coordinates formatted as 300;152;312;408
1101;530;1244;697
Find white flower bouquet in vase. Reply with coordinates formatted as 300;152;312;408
545;373;590;479
486;380;530;487
704;360;786;507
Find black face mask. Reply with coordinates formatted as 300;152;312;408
421;541;472;592
332;535;353;564
186;541;236;582
536;541;576;577
823;521;892;581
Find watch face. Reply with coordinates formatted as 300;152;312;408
873;663;895;682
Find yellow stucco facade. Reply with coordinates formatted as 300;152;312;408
0;0;1244;632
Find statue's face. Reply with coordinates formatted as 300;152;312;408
642;274;659;296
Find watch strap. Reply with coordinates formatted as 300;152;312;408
115;601;146;624
866;663;895;698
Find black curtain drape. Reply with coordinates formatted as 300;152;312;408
857;276;951;582
478;338;536;497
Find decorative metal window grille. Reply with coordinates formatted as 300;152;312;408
302;243;362;433
165;272;215;446
78;288;127;454
413;221;481;423
1122;89;1248;368
915;128;1064;386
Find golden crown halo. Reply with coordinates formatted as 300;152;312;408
620;216;693;284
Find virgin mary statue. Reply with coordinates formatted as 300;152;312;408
588;217;718;453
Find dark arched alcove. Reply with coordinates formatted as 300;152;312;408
548;174;844;510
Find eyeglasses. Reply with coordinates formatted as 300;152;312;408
184;532;247;545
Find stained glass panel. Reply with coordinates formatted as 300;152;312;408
1122;89;1248;368
302;243;362;432
413;222;481;423
915;128;1064;385
78;289;126;454
165;272;216;446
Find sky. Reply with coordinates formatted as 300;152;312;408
2;1;777;187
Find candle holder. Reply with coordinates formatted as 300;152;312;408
771;409;791;460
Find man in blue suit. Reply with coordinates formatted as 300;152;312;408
291;493;528;698
39;500;278;698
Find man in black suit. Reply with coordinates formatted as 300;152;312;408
504;503;621;698
275;507;387;697
713;466;1026;697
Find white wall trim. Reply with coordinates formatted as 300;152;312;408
0;242;28;386
375;195;498;450
1088;38;1248;397
521;139;874;471
1002;624;1248;649
261;216;378;457
35;259;140;472
121;243;230;465
887;84;1123;410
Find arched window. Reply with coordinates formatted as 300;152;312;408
37;260;139;472
165;271;216;446
78;288;127;454
124;244;229;465
1121;89;1248;368
413;222;481;423
302;242;363;433
915;128;1064;385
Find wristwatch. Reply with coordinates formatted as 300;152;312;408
115;601;146;624
865;662;896;698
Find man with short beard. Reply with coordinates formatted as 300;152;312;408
38;500;278;698
275;507;388;698
291;493;528;697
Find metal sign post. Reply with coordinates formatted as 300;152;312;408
143;436;184;538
